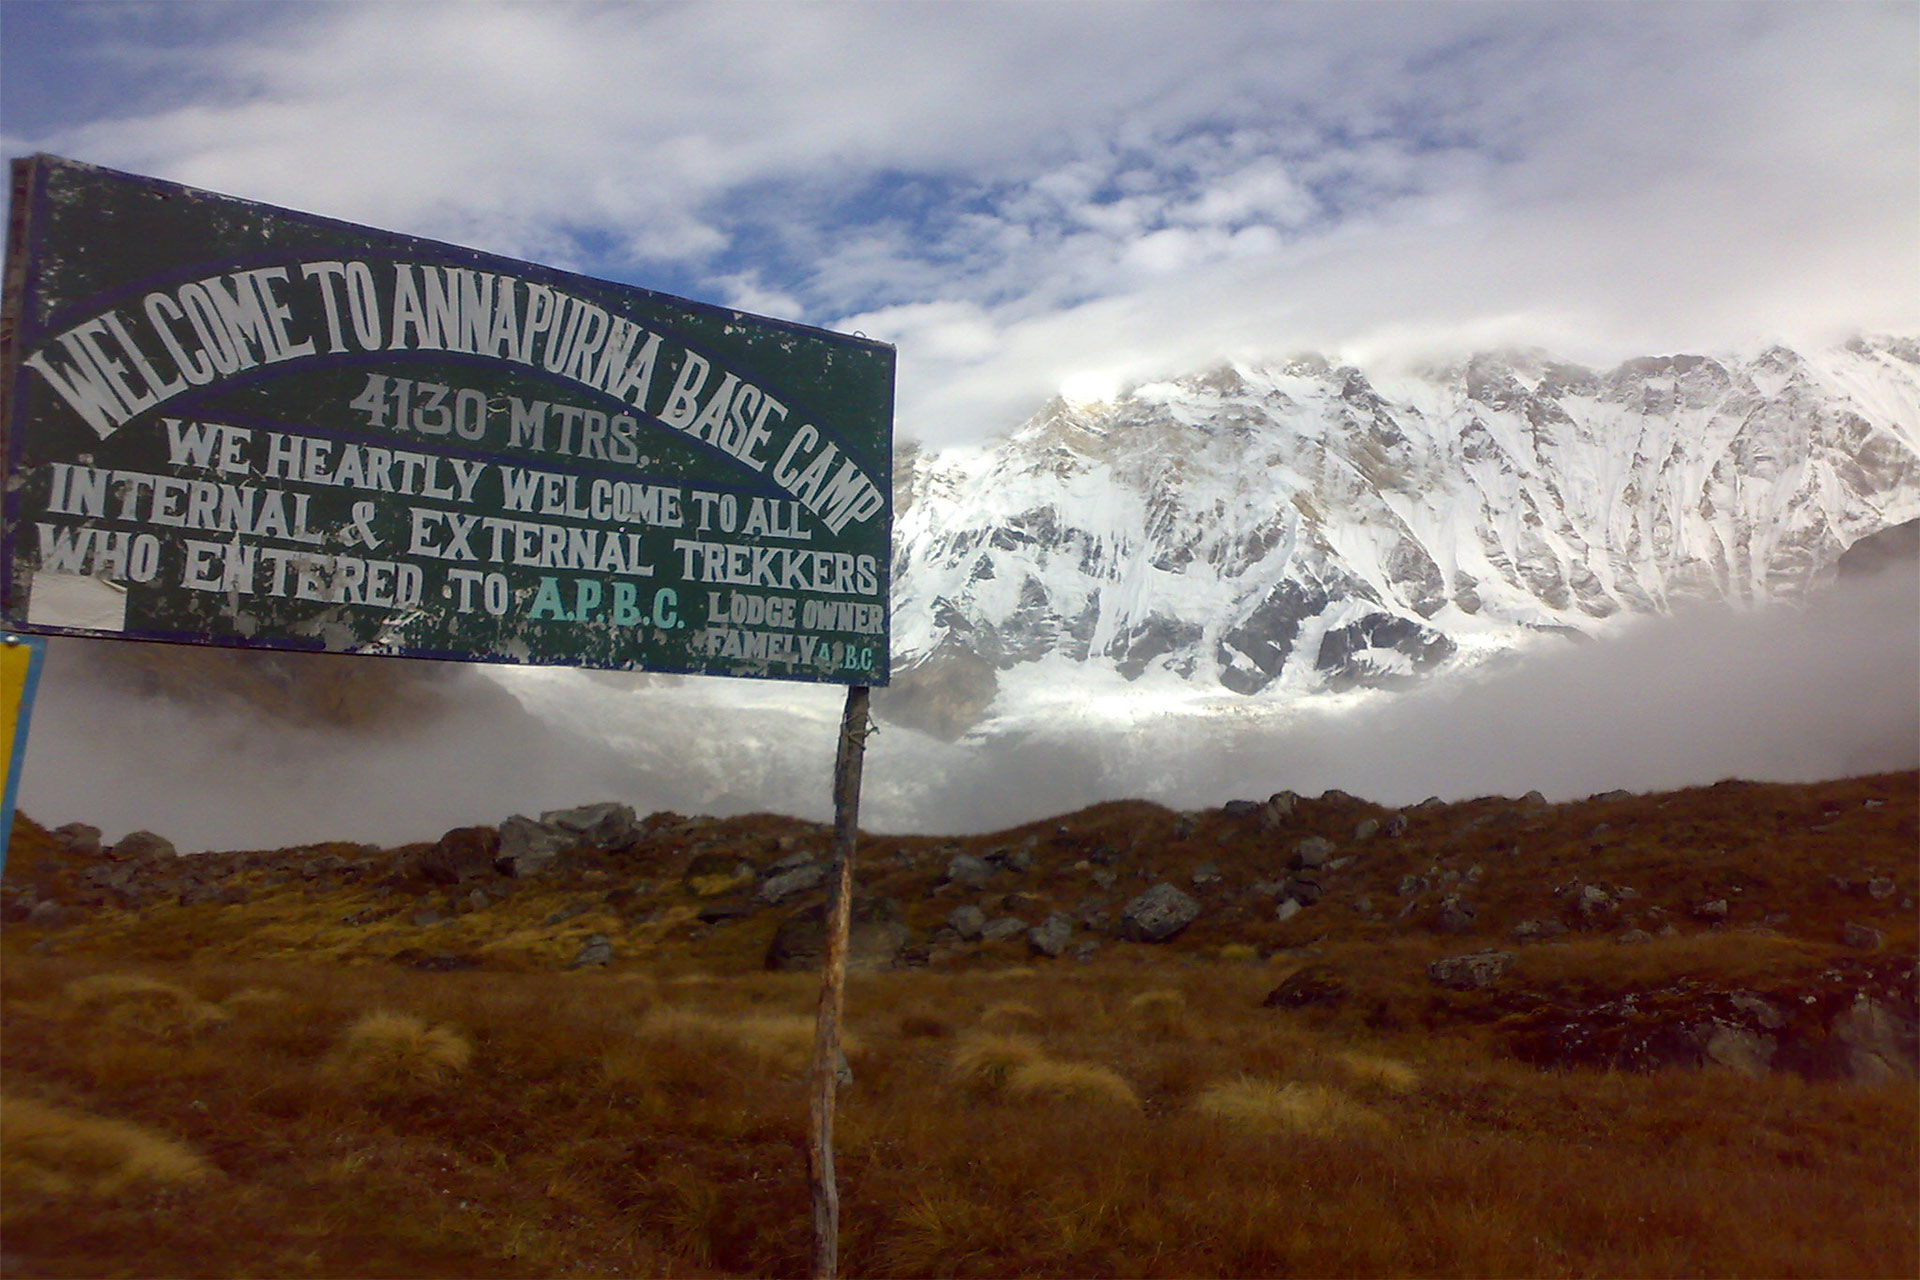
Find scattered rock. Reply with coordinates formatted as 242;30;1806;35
1383;813;1409;839
495;816;563;878
1692;898;1730;923
766;897;911;972
1072;939;1102;962
1222;799;1263;817
1501;966;1918;1083
1843;921;1886;951
980;916;1027;944
1262;965;1345;1009
1574;883;1615;923
570;934;613;968
26;900;69;927
1282;877;1324;906
1867;877;1896;901
1351;896;1373;915
985;844;1033;874
1428;950;1515;989
1831;995;1919;1083
1290;837;1335;870
1274;899;1302;923
1396;875;1429;897
1260;791;1299;829
1511;918;1569;944
1519;790;1549;810
1729;993;1785;1029
1617;929;1654;945
767;848;817;874
946;903;987;940
1190;862;1221;888
1435;895;1477;935
113;830;176;861
759;862;828;906
1352;818;1379;841
1702;1025;1775;1077
1027;913;1075;958
945;853;997;888
1119;883;1202;943
53;823;102;856
420;826;500;885
540;802;636;849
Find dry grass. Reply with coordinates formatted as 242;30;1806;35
0;774;1914;1278
1123;987;1197;1041
1;1095;211;1199
59;972;230;1037
1331;1049;1421;1094
948;1031;1044;1096
1004;1059;1142;1110
1191;1077;1389;1136
3;948;1914;1279
323;1010;472;1096
976;999;1046;1034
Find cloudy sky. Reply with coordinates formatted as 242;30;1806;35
5;1;1915;448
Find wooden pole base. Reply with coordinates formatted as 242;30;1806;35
808;684;870;1280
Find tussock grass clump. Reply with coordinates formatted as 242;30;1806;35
1217;943;1259;963
948;1032;1044;1096
604;1006;861;1090
1331;1050;1420;1095
1192;1078;1387;1136
977;1000;1046;1034
324;1010;472;1096
1;1095;211;1199
731;1012;858;1071
1123;988;1196;1041
60;972;230;1038
1004;1059;1141;1110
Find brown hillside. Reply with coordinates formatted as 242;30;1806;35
2;772;1914;1277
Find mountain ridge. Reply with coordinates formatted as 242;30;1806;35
881;336;1920;736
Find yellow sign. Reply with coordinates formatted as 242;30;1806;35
0;634;47;869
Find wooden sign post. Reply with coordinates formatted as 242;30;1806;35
807;683;870;1280
3;156;898;1279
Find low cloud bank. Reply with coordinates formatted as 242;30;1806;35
16;568;1914;852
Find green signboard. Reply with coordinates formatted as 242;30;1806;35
0;155;893;684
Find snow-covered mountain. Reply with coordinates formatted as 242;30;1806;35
882;337;1920;737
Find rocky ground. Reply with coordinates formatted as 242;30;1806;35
5;770;1915;1084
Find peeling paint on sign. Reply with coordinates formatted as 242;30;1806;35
1;155;894;684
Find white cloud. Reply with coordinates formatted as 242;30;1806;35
4;0;1913;448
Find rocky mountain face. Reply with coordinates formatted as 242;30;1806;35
883;337;1920;736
